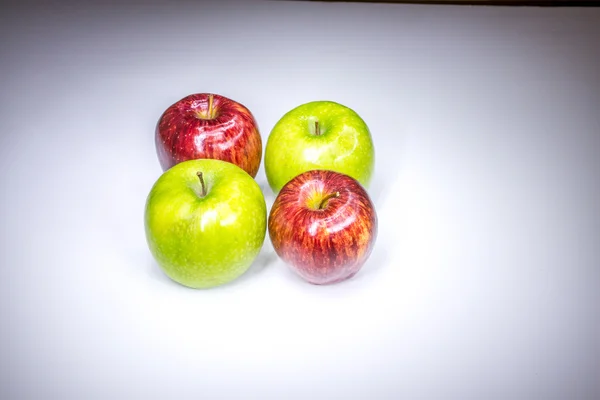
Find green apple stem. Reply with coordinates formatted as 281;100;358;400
197;171;207;197
315;120;321;136
319;191;339;209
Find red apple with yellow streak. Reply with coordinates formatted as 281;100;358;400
155;93;262;177
268;170;377;285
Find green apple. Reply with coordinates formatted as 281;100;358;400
144;159;267;289
265;101;375;193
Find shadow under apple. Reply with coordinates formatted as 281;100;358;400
225;247;279;288
146;255;176;286
368;155;398;211
354;241;389;281
258;181;276;211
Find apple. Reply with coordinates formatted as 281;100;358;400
268;169;377;285
156;93;262;177
264;101;374;193
144;158;267;289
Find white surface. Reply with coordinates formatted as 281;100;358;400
1;1;599;398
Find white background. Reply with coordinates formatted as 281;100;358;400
1;1;599;398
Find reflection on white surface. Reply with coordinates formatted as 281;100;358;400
0;0;599;399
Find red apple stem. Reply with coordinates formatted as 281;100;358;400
197;171;207;197
315;120;321;136
208;94;214;119
319;191;339;209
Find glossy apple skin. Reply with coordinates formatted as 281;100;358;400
156;93;262;177
268;170;377;285
145;159;267;289
265;100;374;193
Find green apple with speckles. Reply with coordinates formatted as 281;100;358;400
265;101;375;193
144;159;267;289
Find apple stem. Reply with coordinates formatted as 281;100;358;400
315;120;321;136
208;94;214;119
318;191;339;209
197;171;207;197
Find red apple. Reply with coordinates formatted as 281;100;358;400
268;170;378;285
155;93;262;177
